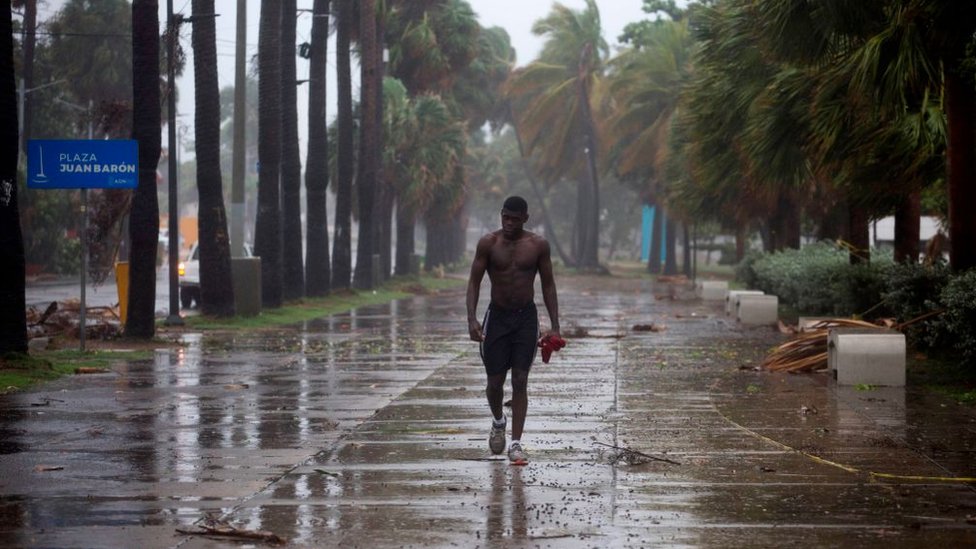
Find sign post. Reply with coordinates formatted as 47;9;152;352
27;139;138;350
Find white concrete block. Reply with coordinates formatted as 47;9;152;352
726;290;764;315
699;280;729;301
827;328;906;386
736;294;778;325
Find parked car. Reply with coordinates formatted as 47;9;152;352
179;243;252;309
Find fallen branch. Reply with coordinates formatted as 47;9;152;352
594;442;681;465
176;524;285;545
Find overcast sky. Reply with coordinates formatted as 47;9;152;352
36;0;654;156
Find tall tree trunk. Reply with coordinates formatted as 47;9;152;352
682;223;692;277
0;5;27;354
510;115;574;266
576;45;601;269
734;224;746;263
304;0;331;296
848;204;871;265
332;0;354;289
450;202;468;264
254;0;283;307
353;0;379;289
375;11;390;281
394;200;415;276
376;181;394;280
19;0;37;153
125;0;162;338
192;0;235;316
945;69;976;271
893;189;921;264
280;0;305;299
647;202;662;274
769;193;801;251
664;213;678;275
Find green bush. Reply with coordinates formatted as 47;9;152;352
882;262;951;350
736;242;890;316
734;249;764;289
940;270;976;365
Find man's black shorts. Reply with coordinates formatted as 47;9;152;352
480;302;539;376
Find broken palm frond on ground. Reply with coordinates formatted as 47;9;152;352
763;318;883;373
762;312;943;373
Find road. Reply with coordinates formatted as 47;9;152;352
26;266;177;316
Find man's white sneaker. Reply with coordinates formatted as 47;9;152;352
508;441;528;464
489;421;506;455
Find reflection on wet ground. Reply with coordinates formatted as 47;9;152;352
1;276;975;548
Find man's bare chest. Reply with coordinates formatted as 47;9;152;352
489;241;538;272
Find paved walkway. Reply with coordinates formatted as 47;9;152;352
2;276;975;548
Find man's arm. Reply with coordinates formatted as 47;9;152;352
538;239;560;337
467;235;491;341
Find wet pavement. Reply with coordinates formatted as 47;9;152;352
2;275;975;548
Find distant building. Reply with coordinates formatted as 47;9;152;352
871;216;942;249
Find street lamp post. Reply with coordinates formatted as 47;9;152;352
52;96;94;350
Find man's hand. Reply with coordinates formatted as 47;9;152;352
537;331;566;364
468;320;484;342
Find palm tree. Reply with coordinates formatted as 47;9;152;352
0;4;27;354
280;0;304;299
191;0;235;316
607;15;693;273
125;0;162;338
381;81;465;276
385;0;483;271
669;0;802;255
331;0;354;289
506;0;608;270
353;0;379;289
305;0;331;296
254;0;283;307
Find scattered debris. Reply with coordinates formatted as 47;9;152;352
799;405;818;415
595;442;680;466
563;325;589;338
632;323;666;332
177;516;286;545
313;469;339;477
27;300;123;341
33;465;64;472
74;367;109;375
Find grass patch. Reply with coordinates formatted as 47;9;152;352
908;355;976;405
182;273;464;331
0;349;154;394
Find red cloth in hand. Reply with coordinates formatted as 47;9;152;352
538;334;567;364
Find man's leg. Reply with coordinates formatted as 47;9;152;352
510;368;529;441
486;372;507;421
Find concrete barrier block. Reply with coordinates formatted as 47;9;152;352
828;328;905;386
699;280;729;301
232;257;262;317
726;290;764;315
736;294;778;325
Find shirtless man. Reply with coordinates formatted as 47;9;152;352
467;196;560;464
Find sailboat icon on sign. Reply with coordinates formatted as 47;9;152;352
33;145;48;183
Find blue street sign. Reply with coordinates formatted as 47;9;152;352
27;139;139;189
